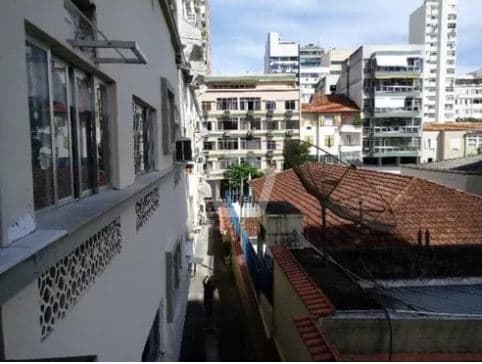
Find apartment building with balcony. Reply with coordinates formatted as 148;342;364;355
298;44;329;103
264;32;299;76
198;75;300;199
410;0;458;122
176;0;211;76
316;49;354;94
301;93;362;164
337;45;425;165
0;0;205;361
455;69;482;120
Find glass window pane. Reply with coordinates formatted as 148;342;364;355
95;82;110;186
76;73;94;192
134;101;145;175
52;60;73;200
26;42;55;209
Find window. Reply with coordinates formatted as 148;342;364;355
217;118;238;130
325;135;334;148
240;138;261;150
285;100;296;110
216;97;238;110
161;77;177;155
203;141;215;150
26;40;110;210
265;120;278;130
265;101;276;111
133;99;155;175
218;137;238;150
202;101;212;112
240;97;261;111
286;119;300;129
266;139;277;150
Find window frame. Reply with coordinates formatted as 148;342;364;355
133;96;156;176
26;37;112;211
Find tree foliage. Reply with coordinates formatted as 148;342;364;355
283;140;312;169
224;163;264;193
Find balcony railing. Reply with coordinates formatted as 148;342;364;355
374;85;421;93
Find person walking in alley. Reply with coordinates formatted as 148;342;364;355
203;275;216;318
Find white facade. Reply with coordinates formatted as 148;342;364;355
316;49;353;94
176;0;211;76
337;45;425;165
455;69;482;120
0;0;205;360
298;44;329;103
409;0;458;122
199;75;300;199
264;32;299;75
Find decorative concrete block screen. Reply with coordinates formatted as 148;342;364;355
136;187;160;231
38;217;122;340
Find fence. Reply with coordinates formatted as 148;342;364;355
226;193;273;303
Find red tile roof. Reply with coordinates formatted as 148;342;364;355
250;162;482;247
242;217;259;237
424;122;482;131
271;245;335;316
302;93;360;113
294;316;341;361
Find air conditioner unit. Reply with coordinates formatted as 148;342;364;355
266;109;274;117
175;138;193;162
285;110;294;117
266;130;273;137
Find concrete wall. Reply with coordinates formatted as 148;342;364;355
441;130;467;159
272;260;311;361
323;315;482;355
401;166;482;195
0;0;195;360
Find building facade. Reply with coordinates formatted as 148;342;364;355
337;45;425;165
199;75;300;199
0;0;206;360
176;0;211;76
301;93;362;164
298;44;329;103
316;48;354;94
455;69;482;121
409;0;458;122
264;32;299;76
421;122;482;162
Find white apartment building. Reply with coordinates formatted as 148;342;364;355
409;0;458;122
455;69;482;120
176;0;211;75
0;0;206;361
337;45;425;166
301;93;362;164
264;32;299;75
199;75;300;199
298;44;329;103
316;49;353;94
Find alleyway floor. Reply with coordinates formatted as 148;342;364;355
179;201;255;361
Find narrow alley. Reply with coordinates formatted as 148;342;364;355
179;200;255;361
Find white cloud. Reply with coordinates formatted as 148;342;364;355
210;0;482;75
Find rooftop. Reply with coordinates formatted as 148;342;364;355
202;74;297;83
423;122;482;131
302;93;360;114
406;155;482;174
249;162;482;247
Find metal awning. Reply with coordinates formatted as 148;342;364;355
65;0;148;64
376;55;408;67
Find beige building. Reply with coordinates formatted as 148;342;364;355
199;74;300;199
301;93;362;164
422;122;482;162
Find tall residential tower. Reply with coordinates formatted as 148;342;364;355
409;0;458;122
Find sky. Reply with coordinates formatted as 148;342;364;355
209;0;482;76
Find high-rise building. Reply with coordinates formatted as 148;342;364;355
409;0;458;122
455;69;482;121
298;44;329;103
264;32;299;75
316;48;354;94
337;45;425;166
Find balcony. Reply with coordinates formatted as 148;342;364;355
374;85;422;96
285;110;294;118
372;126;421;137
372;146;419;158
339;145;362;153
374;107;421;118
374;66;422;79
340;124;362;134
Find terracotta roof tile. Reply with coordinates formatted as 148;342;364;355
241;217;259;237
302;93;360;113
271;245;335;316
424;122;482;131
250;163;482;247
293;316;341;361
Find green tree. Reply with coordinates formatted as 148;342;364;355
283;140;312;169
224;163;264;195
